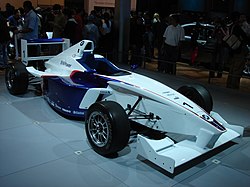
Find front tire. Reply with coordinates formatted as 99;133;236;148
5;62;29;95
85;101;130;156
177;84;213;113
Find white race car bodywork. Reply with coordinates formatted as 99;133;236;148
26;40;243;174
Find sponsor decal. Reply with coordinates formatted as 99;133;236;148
46;96;85;115
55;103;62;110
73;111;85;115
60;60;72;68
62;108;71;113
100;90;111;94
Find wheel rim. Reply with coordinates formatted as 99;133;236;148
88;111;109;147
6;68;15;90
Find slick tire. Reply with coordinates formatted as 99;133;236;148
85;101;130;156
5;62;29;95
177;84;213;113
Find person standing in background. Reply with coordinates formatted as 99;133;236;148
210;17;229;78
0;12;11;69
226;12;249;89
17;1;38;40
143;24;154;63
129;12;145;68
161;14;185;74
7;9;23;30
239;14;250;37
63;8;78;46
98;12;113;60
152;13;163;59
14;0;39;61
8;8;24;56
51;4;66;39
83;15;100;49
49;4;66;53
4;3;15;18
156;15;169;72
74;8;84;43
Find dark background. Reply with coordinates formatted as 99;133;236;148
136;0;249;16
64;0;250;19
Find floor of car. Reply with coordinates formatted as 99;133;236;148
1;64;250;187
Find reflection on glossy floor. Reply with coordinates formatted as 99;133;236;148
0;65;250;187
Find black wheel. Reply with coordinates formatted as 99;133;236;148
85;101;130;156
177;84;213;113
5;62;29;95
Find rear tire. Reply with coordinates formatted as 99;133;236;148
177;84;213;113
5;62;29;95
85;101;130;156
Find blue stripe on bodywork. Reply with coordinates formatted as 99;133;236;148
43;51;131;117
43;71;113;117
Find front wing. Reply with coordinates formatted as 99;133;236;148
137;111;243;173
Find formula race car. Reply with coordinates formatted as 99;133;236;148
5;40;244;174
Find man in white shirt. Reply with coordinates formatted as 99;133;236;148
159;14;185;74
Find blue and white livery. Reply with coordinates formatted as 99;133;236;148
10;40;244;174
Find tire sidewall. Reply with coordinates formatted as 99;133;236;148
5;63;29;95
85;101;130;156
177;84;213;113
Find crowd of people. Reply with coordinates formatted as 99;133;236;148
0;1;114;69
0;2;186;75
1;1;250;89
129;11;185;75
130;10;250;88
210;12;250;89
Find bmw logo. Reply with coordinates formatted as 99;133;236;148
202;114;211;121
80;41;84;46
